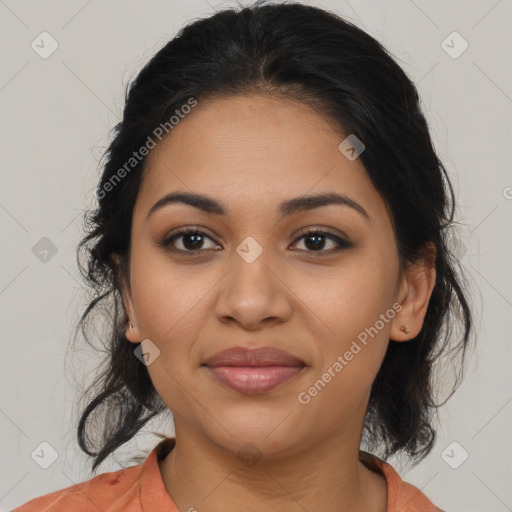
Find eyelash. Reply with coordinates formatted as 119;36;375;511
159;226;351;255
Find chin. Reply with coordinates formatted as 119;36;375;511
199;409;306;460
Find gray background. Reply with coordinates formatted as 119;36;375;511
1;1;511;511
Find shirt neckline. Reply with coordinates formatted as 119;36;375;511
140;437;178;511
359;449;400;511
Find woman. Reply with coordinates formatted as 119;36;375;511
14;1;473;510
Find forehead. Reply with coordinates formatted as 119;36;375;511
135;94;388;224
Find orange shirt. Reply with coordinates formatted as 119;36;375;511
13;437;443;511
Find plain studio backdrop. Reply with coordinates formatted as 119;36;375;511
0;1;511;511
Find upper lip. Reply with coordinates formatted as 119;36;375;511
203;346;306;367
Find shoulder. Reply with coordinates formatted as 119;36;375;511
12;437;176;512
395;479;445;512
359;451;445;512
11;461;144;511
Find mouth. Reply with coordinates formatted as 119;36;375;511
202;346;307;394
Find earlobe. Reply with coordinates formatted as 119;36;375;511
125;322;141;344
391;242;437;342
390;304;414;342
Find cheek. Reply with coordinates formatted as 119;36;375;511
128;246;204;387
130;241;208;340
301;250;397;340
302;249;397;388
296;280;393;429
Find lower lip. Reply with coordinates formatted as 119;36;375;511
205;365;305;394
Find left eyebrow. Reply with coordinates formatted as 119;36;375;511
146;191;370;222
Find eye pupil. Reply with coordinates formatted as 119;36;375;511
183;233;203;250
305;234;325;251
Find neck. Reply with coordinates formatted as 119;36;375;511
158;423;387;512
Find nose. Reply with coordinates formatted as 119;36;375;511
213;247;293;330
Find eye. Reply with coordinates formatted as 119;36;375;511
159;226;351;255
160;227;221;253
291;229;351;253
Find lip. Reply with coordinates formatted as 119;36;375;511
203;346;306;394
203;346;305;367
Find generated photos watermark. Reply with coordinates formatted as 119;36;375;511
96;97;198;200
297;301;403;405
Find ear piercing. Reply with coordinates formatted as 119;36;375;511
129;323;134;330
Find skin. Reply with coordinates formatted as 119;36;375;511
114;93;436;512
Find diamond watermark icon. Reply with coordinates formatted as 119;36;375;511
32;237;58;263
31;441;59;469
31;31;59;59
446;233;468;260
236;236;263;263
441;31;468;59
338;134;365;161
236;442;262;467
134;338;161;366
441;441;469;469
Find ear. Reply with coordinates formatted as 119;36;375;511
111;253;141;344
390;241;437;342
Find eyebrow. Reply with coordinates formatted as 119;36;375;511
146;191;370;222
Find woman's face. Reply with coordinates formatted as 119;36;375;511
119;93;429;458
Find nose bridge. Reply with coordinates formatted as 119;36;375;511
214;235;292;326
231;235;277;295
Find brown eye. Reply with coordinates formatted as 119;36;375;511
291;230;351;253
161;228;221;252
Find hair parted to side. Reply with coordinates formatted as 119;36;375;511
72;0;475;474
